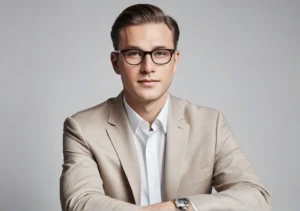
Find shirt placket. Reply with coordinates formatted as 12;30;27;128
145;129;161;204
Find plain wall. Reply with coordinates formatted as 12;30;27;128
0;1;299;210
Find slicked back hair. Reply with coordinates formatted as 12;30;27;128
111;4;180;50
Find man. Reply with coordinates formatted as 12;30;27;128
60;4;271;211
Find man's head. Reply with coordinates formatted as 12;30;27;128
110;4;180;104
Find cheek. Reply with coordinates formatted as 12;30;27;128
120;66;139;82
160;65;175;80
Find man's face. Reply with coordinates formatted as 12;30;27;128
111;23;179;103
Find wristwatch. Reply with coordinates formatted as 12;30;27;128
174;197;190;210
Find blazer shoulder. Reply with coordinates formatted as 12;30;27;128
68;97;114;127
171;95;220;121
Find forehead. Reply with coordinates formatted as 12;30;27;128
118;23;174;50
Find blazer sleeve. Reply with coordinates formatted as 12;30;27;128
188;111;271;211
60;117;140;211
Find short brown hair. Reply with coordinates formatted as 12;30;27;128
110;4;180;50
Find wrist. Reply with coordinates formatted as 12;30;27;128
139;201;177;211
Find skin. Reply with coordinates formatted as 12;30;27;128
110;23;193;211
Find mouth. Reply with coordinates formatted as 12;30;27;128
138;79;160;83
137;79;160;86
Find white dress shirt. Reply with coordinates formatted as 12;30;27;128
123;95;198;210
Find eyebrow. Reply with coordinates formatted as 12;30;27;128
124;45;170;50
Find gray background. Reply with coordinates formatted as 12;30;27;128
0;0;299;211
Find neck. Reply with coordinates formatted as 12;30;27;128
124;91;168;125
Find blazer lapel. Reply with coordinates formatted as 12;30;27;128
106;92;141;205
163;95;190;201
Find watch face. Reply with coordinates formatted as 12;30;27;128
178;198;189;206
175;197;189;210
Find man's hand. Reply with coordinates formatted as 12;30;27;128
139;200;194;211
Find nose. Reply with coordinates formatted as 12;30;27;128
140;54;155;73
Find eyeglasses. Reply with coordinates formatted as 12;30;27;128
115;49;176;65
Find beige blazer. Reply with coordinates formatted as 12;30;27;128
60;92;271;211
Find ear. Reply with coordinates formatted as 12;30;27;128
110;52;120;75
172;50;180;74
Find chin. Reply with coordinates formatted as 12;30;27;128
136;94;158;102
135;91;166;102
124;87;167;103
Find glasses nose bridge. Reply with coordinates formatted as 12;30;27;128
142;50;154;63
140;51;156;71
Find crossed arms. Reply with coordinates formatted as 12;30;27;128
60;112;271;211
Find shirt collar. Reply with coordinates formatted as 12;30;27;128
123;94;169;134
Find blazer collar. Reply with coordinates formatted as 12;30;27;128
163;94;190;201
106;91;142;205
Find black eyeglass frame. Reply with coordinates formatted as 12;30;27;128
115;49;176;65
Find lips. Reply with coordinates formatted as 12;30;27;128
138;79;160;83
137;79;160;87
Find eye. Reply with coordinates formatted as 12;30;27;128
126;50;143;57
154;50;169;57
155;51;164;56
